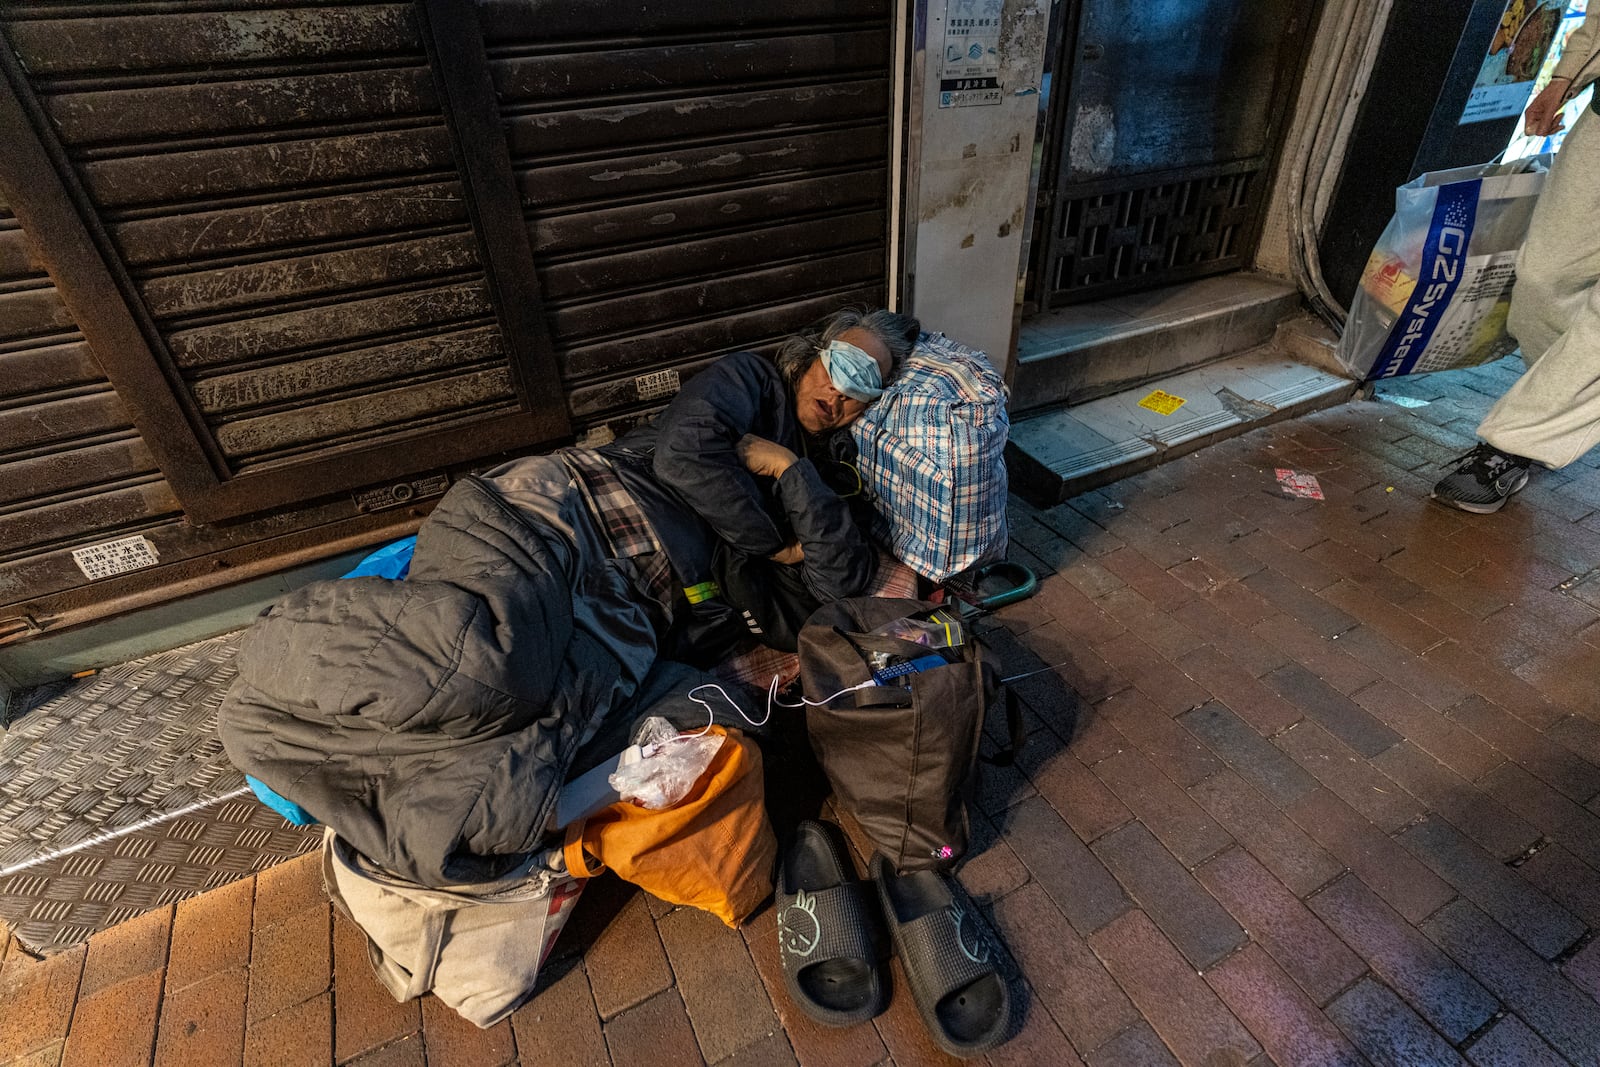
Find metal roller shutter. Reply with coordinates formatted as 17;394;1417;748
477;0;894;442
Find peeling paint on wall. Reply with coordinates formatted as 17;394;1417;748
1069;103;1116;175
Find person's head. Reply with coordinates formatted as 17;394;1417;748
777;308;921;434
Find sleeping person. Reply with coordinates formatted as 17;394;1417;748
219;307;916;888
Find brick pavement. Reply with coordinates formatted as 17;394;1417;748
6;357;1600;1065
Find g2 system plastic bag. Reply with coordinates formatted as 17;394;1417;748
1339;155;1549;382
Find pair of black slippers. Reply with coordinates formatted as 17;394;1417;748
774;820;1010;1058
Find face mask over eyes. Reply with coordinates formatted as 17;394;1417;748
819;340;885;403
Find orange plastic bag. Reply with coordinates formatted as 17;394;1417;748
564;726;776;928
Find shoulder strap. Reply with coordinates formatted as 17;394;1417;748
979;677;1025;768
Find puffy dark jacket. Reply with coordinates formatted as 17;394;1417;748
219;465;660;887
604;351;876;603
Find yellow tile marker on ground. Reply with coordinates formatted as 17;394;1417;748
1138;389;1187;416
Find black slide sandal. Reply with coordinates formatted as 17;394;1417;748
870;853;1011;1057
776;820;888;1027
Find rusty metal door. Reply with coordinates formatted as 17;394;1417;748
1028;0;1316;309
0;0;894;636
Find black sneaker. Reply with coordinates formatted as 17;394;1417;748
1431;443;1532;513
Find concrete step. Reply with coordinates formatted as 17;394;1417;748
1007;343;1358;506
1014;273;1304;413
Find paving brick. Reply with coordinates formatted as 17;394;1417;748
1090;632;1210;717
0;944;85;1063
1008;669;1090;741
1250;614;1380;696
1351;680;1504;782
167;875;254;994
1095;689;1223;787
510;964;610;1067
1018;744;1131;843
1325;978;1465;1066
420;995;514;1067
1195;849;1363;1007
1179;702;1318;808
989;884;1137;1054
1064;703;1132;764
1514;643;1600;717
345;1035;424;1067
331;911;419;1064
1089;749;1231;867
79;904;171;1000
1168;600;1290;678
1098;587;1207;661
1306;873;1496;1041
1283;787;1454;923
247;900;331;1024
1021;628;1129;706
583;883;674;1020
1374;742;1539;860
871;956;966;1067
1547;711;1600;768
1428;646;1567;732
1037;502;1124;558
61;969;162;1067
1242;570;1358;638
1032;577;1127;647
1001;796;1130;935
1398;816;1583;960
1261;664;1400;758
1328;625;1469;711
1084;1022;1179;1067
253;852;324;930
1273;719;1419;832
715;1031;798;1067
154;966;247;1067
981;981;1085;1067
1447;694;1600;801
1518;844;1600;927
1236;530;1340;592
959;810;1031;902
1086;910;1259;1067
1318;579;1447;656
1058;555;1128;600
1174;646;1300;735
1463;1014;1569;1067
1562;936;1600;1002
1090;823;1244;970
245;991;331;1067
975;744;1037;817
9;1041;67;1067
1203;944;1363;1067
1097;546;1196;608
1188;771;1342;897
657;905;778;1064
740;905;885;1067
1423;899;1600;1065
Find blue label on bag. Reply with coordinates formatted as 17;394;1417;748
1369;179;1482;381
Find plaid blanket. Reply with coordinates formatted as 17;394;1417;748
558;448;675;612
851;332;1010;582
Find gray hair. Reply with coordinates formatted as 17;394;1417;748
775;308;922;390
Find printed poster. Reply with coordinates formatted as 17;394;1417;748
1460;0;1565;123
940;0;1003;108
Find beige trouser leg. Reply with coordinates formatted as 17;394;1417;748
1477;107;1600;468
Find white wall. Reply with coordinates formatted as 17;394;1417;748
902;0;1050;378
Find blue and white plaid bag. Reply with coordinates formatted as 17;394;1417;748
851;332;1009;582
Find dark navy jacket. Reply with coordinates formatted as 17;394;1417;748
603;351;876;603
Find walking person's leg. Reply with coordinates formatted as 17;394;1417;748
1433;108;1600;511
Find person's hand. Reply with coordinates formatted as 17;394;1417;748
770;542;805;565
737;434;798;479
1524;77;1571;137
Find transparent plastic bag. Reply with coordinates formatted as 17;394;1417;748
1338;156;1548;381
608;717;725;810
865;609;965;670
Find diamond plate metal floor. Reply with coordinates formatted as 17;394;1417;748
0;633;319;954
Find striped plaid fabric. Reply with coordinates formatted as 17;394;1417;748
851;332;1010;582
558;448;675;611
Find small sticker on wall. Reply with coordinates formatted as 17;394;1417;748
72;535;160;580
1138;389;1187;416
1275;469;1325;501
634;369;681;402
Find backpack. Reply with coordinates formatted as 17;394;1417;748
797;597;1021;873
